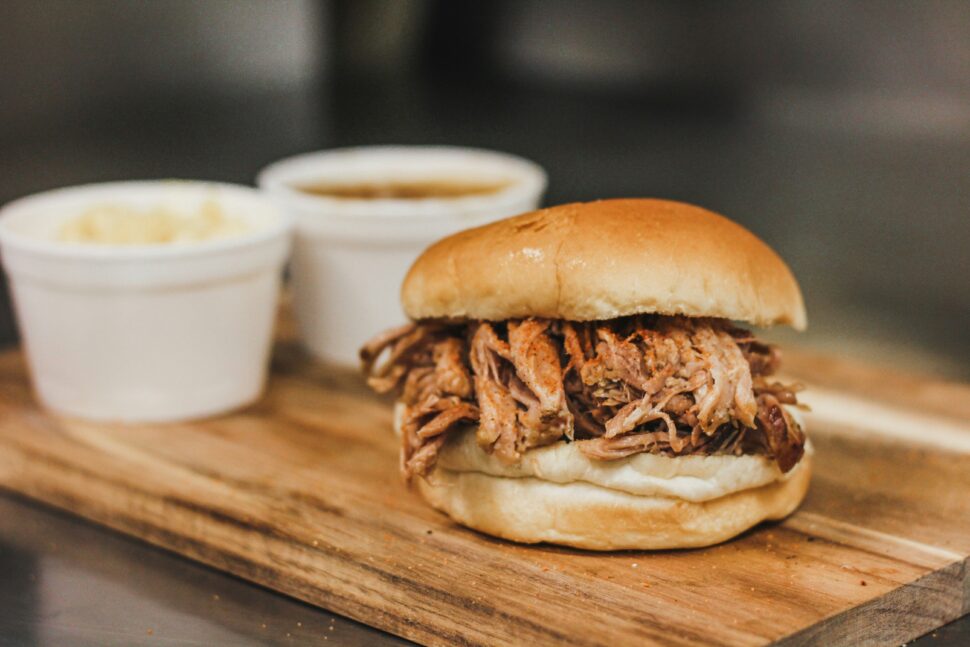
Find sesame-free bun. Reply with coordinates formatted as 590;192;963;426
396;409;812;551
417;460;810;550
402;199;806;329
433;426;803;503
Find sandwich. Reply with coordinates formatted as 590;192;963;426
360;198;810;550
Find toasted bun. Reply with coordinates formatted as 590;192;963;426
402;198;806;329
396;409;812;550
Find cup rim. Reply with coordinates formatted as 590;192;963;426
0;180;293;262
256;145;547;219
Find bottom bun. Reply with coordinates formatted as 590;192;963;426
415;440;811;551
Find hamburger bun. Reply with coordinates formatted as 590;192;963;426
393;199;810;550
395;410;812;551
417;462;811;551
402;198;806;329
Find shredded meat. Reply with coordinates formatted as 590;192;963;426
754;392;804;472
508;320;574;440
469;323;520;462
432;337;473;398
362;315;806;481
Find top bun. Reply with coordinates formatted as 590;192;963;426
402;199;806;329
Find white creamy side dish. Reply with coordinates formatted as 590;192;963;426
58;200;250;244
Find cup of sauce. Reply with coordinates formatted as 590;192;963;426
257;146;546;365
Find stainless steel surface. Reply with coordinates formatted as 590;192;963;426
0;493;409;646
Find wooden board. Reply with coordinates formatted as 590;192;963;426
0;340;968;646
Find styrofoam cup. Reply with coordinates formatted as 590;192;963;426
257;146;546;365
0;181;292;422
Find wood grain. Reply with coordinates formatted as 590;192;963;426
0;341;967;646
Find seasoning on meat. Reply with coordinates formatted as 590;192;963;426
362;315;806;481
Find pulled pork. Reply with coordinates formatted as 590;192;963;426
360;315;805;481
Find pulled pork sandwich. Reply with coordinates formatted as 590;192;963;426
361;198;811;550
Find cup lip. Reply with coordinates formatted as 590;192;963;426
256;145;548;219
0;180;293;263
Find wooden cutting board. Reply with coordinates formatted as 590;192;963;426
0;337;967;646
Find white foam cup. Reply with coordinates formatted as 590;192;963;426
0;181;292;422
257;146;546;365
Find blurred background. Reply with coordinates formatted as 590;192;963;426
0;0;967;378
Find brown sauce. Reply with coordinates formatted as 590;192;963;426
293;179;510;200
